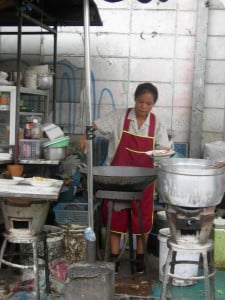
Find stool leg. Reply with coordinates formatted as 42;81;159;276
32;239;40;300
0;238;7;268
160;248;173;300
208;249;215;300
136;201;146;264
42;232;50;294
167;251;177;299
127;208;135;274
202;251;215;300
104;200;113;261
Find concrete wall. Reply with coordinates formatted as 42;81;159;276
0;0;225;157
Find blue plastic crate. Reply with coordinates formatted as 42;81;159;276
53;202;88;225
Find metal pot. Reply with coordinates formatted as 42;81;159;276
80;166;157;191
157;158;225;207
44;146;67;160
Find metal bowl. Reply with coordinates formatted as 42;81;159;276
158;158;225;207
80;166;157;191
44;147;67;160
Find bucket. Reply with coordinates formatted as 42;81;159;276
20;225;64;281
61;224;86;263
20;225;64;263
156;210;168;230
214;217;225;269
158;228;199;286
148;210;168;256
24;71;38;89
65;261;114;300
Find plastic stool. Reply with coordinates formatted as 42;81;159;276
160;238;215;300
0;231;50;300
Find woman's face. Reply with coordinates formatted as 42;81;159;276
135;92;155;119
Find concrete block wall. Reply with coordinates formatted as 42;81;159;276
0;0;225;157
202;1;225;148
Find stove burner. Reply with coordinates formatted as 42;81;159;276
166;204;215;244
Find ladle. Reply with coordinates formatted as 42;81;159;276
214;160;225;169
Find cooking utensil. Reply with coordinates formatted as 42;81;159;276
80;166;157;191
129;148;175;157
158;158;225;207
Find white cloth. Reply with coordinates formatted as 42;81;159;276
94;108;170;165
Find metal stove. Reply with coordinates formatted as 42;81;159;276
166;204;216;244
157;158;225;300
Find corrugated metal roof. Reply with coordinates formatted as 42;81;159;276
0;0;102;27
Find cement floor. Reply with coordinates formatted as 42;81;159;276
0;250;224;299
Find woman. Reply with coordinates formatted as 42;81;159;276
81;82;170;273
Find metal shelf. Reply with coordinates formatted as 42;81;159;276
20;87;49;96
20;112;44;116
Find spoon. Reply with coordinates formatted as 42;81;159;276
213;160;225;169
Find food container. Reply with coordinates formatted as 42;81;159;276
42;123;64;140
38;73;53;90
44;146;67;160
24;71;38;89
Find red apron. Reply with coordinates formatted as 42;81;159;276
102;108;155;234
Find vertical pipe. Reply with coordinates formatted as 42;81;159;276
15;10;23;163
52;24;57;123
84;0;95;263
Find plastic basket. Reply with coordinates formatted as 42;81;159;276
19;139;41;160
53;202;88;225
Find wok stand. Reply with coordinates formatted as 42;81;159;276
95;190;145;275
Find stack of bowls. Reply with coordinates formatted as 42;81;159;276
43;136;70;160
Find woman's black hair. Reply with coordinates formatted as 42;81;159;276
134;82;158;103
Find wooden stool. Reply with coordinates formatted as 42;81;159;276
160;238;215;300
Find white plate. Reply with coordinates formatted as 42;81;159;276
0;178;19;185
26;177;58;187
146;149;175;157
13;176;25;182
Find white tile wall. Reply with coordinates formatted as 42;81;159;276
203;108;225;132
130;34;175;58
0;0;225;150
129;58;173;82
131;10;176;34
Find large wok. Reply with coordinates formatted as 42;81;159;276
80;166;157;191
158;158;225;207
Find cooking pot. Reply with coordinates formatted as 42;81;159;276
80;166;157;191
38;74;53;90
44;147;67;160
157;158;225;207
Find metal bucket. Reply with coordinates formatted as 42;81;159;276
158;158;225;207
65;262;114;300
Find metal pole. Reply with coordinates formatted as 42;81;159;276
84;0;96;263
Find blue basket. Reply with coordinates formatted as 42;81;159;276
53;202;88;225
